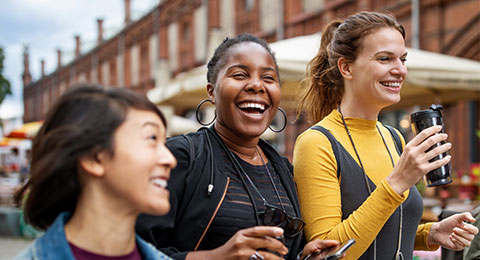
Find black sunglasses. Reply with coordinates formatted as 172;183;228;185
259;203;305;237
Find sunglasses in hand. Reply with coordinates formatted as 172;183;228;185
259;203;305;237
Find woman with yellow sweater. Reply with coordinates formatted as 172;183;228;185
294;11;478;260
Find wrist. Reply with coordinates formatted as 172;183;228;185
385;172;409;195
427;222;439;247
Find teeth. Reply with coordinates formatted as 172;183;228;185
238;102;266;111
382;82;401;87
152;179;167;188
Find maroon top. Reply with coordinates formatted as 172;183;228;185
68;242;142;260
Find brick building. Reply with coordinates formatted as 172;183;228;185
22;0;479;176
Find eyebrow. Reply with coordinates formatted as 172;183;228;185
374;51;408;57
141;121;161;129
227;64;278;74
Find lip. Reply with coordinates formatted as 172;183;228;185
236;99;270;108
379;80;403;93
150;175;170;189
235;99;271;121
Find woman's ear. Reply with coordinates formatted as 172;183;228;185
79;152;108;177
206;83;215;103
338;57;353;80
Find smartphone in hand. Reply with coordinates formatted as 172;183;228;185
303;239;355;260
322;239;355;260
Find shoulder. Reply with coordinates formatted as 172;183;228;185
167;130;204;151
295;124;333;151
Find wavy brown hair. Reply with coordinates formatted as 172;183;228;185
297;11;405;123
15;85;166;230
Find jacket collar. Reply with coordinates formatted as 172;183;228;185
31;212;169;260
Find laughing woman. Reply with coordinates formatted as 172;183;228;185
136;34;339;260
294;11;478;260
14;86;176;260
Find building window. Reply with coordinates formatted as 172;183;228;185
244;0;254;12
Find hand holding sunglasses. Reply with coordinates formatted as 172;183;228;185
259;203;306;237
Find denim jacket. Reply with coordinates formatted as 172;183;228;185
14;212;172;260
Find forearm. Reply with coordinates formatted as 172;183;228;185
294;132;405;259
185;250;218;260
301;179;405;259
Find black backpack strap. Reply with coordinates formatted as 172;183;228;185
310;125;341;178
181;134;195;173
384;125;403;155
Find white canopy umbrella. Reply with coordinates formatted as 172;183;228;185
149;33;480;110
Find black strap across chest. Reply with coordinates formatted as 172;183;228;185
309;124;423;260
310;124;403;178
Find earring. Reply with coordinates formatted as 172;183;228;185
195;99;217;126
268;107;287;133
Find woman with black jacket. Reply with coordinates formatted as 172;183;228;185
136;34;339;260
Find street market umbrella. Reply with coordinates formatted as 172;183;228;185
0;137;24;147
149;33;480;110
6;121;43;139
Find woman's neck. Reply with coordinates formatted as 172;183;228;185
339;100;380;120
64;185;138;256
214;123;264;165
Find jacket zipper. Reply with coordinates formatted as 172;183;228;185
194;177;230;251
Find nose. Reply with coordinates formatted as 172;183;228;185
157;144;177;169
391;59;407;78
245;77;265;93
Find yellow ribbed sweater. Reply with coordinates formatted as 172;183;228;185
293;110;437;259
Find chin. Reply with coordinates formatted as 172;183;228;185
241;125;269;137
143;200;171;216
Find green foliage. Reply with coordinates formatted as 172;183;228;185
0;47;12;105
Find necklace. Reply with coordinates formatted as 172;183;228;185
235;147;285;211
338;107;404;260
256;147;286;211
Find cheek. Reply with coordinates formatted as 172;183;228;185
270;87;282;106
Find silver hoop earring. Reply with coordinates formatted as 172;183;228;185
195;99;217;126
268;107;287;133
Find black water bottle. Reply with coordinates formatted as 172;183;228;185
410;104;452;187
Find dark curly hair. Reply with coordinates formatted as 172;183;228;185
206;33;279;84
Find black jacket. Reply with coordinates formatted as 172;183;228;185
136;127;304;259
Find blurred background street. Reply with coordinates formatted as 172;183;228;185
0;236;32;260
0;0;478;259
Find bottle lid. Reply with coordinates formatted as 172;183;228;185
410;104;443;122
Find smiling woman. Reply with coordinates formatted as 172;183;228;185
294;11;478;260
136;34;340;260
14;85;176;260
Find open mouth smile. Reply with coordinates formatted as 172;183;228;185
151;177;168;189
380;81;402;88
237;102;269;114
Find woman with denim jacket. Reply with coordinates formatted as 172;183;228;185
14;85;177;260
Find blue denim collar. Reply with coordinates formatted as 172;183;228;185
28;212;170;260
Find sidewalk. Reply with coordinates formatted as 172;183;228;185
0;236;32;260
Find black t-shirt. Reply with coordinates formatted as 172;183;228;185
198;150;296;257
